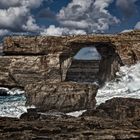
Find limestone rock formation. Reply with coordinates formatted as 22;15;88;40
0;55;61;87
25;82;98;112
0;98;140;140
0;30;140;112
83;97;140;120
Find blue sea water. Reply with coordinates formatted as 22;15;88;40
0;88;28;118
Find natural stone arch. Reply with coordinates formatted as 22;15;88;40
95;43;123;85
65;46;101;83
60;42;123;86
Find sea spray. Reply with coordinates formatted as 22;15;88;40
0;88;35;118
96;62;140;105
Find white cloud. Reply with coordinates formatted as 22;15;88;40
0;29;10;36
22;16;40;32
0;0;48;34
57;0;119;33
0;0;44;9
41;0;120;36
21;0;44;9
0;0;21;8
41;25;68;36
40;25;86;36
69;29;86;35
135;22;140;29
121;29;133;33
0;7;29;31
1;0;137;37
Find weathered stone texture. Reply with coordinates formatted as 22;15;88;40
0;30;140;112
0;98;140;140
3;36;65;54
25;82;98;112
0;54;62;87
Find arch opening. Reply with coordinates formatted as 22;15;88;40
61;42;122;85
74;46;102;61
65;46;102;83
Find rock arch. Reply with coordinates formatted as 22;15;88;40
60;42;123;86
65;46;101;83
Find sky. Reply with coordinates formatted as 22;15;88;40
0;0;140;38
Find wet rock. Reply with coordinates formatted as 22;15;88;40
0;88;8;96
20;108;40;120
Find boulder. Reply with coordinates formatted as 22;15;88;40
25;82;98;112
0;88;8;96
97;97;140;120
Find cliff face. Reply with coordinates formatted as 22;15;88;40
0;30;140;112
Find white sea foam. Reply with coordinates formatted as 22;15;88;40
0;94;27;118
7;88;25;95
0;88;35;118
66;110;86;117
96;62;140;105
0;87;25;95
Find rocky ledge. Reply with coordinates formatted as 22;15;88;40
0;98;140;140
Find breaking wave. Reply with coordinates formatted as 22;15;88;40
96;62;140;105
0;88;34;118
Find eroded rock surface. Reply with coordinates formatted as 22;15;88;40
25;82;98;112
0;54;61;87
0;30;140;112
0;98;140;140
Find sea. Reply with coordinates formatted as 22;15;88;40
0;62;140;118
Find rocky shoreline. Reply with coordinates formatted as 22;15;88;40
0;98;139;140
1;30;140;112
0;30;140;139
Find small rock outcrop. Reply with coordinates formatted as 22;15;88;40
0;30;140;112
83;98;140;120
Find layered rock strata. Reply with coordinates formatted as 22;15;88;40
0;30;140;111
25;82;98;112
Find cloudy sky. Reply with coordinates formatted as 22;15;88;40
0;0;140;38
